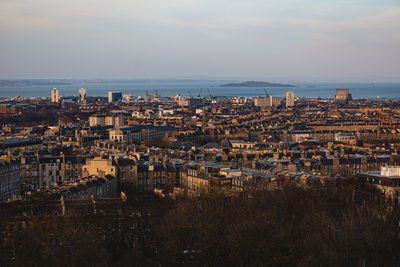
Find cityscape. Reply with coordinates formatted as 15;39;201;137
1;0;400;266
1;86;400;265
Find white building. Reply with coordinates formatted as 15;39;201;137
334;132;356;145
230;140;257;149
381;166;400;177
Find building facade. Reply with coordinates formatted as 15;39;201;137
20;153;85;189
0;160;21;202
109;126;142;143
89;114;125;127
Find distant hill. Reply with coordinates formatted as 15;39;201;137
220;81;295;87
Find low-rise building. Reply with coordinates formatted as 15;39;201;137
82;156;118;178
335;132;357;145
21;152;85;189
46;175;118;201
109;126;142;143
358;166;400;200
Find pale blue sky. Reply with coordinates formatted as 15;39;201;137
0;0;399;81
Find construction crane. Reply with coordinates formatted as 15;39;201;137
197;88;203;98
264;89;269;97
173;92;181;100
188;90;193;98
207;88;212;98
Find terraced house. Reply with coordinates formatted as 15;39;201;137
20;152;85;189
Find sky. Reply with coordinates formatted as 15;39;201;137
0;0;399;81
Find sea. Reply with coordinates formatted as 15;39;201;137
0;79;399;99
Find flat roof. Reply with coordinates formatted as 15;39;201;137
360;171;400;179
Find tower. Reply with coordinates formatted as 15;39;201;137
78;88;86;104
286;91;294;107
145;90;151;102
51;88;59;103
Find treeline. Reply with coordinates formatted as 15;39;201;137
1;109;89;127
1;180;400;266
0;110;58;126
156;181;400;266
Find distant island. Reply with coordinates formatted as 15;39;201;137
220;81;295;87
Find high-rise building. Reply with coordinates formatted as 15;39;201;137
334;89;351;102
89;114;105;126
78;88;86;104
254;97;268;107
51;88;59;103
108;92;122;103
268;96;282;107
254;96;282;107
89;113;125;127
286;91;295;107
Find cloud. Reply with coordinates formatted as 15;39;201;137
0;0;399;79
1;0;399;32
287;6;400;31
